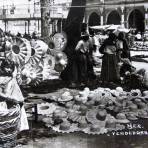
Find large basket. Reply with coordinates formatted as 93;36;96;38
0;104;21;147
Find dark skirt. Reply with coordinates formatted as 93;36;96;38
60;52;88;83
101;54;120;82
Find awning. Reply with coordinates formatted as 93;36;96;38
89;25;111;30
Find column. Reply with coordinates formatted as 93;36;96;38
144;5;148;30
145;13;148;30
121;6;125;27
101;15;103;26
28;20;30;34
100;8;104;25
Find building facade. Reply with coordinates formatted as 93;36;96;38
85;0;148;33
0;0;41;35
0;0;148;35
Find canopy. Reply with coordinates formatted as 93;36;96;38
89;25;111;30
107;25;121;30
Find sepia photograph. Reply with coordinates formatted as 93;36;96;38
0;0;148;147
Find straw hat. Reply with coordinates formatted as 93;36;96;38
137;110;148;119
130;89;142;98
78;118;88;129
58;92;73;102
128;104;138;112
116;87;123;93
105;116;125;132
81;32;89;37
86;109;107;126
37;103;57;116
90;124;101;132
137;102;147;109
105;118;116;130
48;122;78;133
116;113;130;123
142;91;148;96
53;109;68;119
42;117;53;125
125;112;138;121
96;110;107;121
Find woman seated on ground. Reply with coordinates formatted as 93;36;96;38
0;59;29;132
120;58;148;89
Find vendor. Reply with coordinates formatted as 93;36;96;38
0;59;29;131
120;59;148;89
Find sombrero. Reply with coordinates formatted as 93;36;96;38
105;117;125;132
137;110;148;119
125;112;138;121
53;32;67;52
58;91;73;102
82;126;108;135
116;113;130;124
37;102;57;116
142;91;148;97
21;64;43;86
28;39;46;65
5;37;31;65
86;109;109;126
45;119;78;133
130;89;142;99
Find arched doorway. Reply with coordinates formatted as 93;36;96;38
88;12;100;26
128;9;144;33
107;10;121;25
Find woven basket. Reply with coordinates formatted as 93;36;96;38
0;104;21;147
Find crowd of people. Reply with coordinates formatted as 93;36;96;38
60;29;148;90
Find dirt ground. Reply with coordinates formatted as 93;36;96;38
15;77;148;148
16;120;148;148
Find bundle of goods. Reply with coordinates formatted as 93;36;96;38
131;41;148;51
39;87;148;135
0;101;21;148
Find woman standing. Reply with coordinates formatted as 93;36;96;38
99;33;120;84
116;32;131;61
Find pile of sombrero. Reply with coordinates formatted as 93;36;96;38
41;87;148;134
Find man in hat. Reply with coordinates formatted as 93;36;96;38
74;32;91;86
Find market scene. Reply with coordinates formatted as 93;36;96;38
0;0;148;148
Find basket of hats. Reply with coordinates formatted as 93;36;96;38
0;100;21;148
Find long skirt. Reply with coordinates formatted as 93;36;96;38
101;54;120;83
60;52;88;83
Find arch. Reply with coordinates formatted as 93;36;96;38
128;9;144;33
107;10;121;25
88;12;100;26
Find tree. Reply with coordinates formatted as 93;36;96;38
63;0;86;57
40;0;87;54
40;0;51;43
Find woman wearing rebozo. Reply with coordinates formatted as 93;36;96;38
99;33;120;84
0;59;29;133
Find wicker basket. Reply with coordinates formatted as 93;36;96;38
0;103;21;147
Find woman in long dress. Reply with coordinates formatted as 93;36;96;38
99;33;120;84
0;59;29;131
